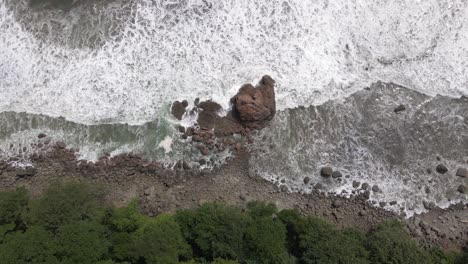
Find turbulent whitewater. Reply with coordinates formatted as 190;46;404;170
0;0;467;214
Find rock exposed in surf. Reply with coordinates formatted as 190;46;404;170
231;75;276;123
457;184;466;193
171;100;187;120
394;104;406;113
456;167;467;178
320;167;333;177
436;164;448;174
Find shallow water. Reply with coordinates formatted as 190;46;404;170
250;82;468;216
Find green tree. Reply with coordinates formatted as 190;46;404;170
0;226;58;264
244;201;294;264
133;214;191;264
54;221;111;264
28;182;106;231
176;203;247;261
366;221;431;264
0;188;29;241
299;217;369;264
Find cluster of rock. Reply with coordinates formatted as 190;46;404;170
171;75;276;156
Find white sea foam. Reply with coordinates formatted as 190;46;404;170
1;0;467;125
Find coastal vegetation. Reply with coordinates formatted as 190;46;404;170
0;182;466;264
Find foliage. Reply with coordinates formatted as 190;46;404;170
299;217;369;264
366;220;431;264
133;214;192;264
54;221;111;264
0;184;465;264
0;226;58;264
175;203;247;261
28;182;106;231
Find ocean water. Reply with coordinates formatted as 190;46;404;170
0;0;467;214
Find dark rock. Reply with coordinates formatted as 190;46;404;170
361;182;369;190
456;167;467;178
352;180;361;188
200;147;209;156
198;100;222;112
394;104;406;113
332;171;343;178
181;100;189;108
192;135;203;142
38;133;47;138
425;186;431;194
194;98;200;106
379;201;387;207
314;183;323;190
231;75;276;122
332;200;343;208
280;185;288;192
423;200;435;210
16;166;36;177
457;184;466;194
363;190;371;199
436;164;448;174
320;167;333;177
371;185;380;192
177;125;185;133
303;177;310;184
171;101;187;120
56;141;66;149
389;201;397;205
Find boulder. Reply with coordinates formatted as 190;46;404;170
456;167;467;178
332;171;343;178
230;75;276;122
457;184;466;194
320;167;333;177
171;100;187;120
394;104;406;113
371;185;380;192
436;164;448;174
303;176;310;184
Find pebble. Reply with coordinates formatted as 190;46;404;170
303;177;310;184
38;133;47;139
363;190;371;199
379;201;387;207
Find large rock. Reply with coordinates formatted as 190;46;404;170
171;100;187;120
231;75;276;122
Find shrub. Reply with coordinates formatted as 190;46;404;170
133;214;192;264
28;182;106;231
0;226;58;264
0;188;29;241
54;221;111;264
243;201;294;263
175;203;247;261
299;217;369;264
0;187;29;226
366;221;431;264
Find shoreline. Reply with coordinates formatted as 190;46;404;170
0;142;466;252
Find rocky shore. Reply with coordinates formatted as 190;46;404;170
0;78;466;252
